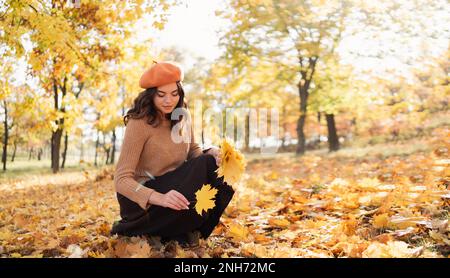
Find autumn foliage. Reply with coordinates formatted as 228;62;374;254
0;127;448;258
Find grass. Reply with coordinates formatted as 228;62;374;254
0;157;107;184
245;134;434;165
326;137;433;159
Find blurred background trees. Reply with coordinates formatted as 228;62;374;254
0;0;448;173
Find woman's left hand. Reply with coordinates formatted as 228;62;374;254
206;147;221;166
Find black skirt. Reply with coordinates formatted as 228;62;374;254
110;153;235;242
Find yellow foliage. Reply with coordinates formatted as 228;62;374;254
362;241;423;258
341;216;358;236
216;138;247;185
268;218;291;229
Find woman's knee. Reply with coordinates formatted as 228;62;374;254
202;153;218;170
202;152;215;161
193;152;215;166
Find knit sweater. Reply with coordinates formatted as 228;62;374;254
113;116;204;210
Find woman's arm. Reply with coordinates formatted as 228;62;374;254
114;118;155;210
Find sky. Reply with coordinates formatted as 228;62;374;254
150;0;227;69
150;0;449;81
10;0;449;85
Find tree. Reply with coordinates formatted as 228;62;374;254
309;55;356;151
0;0;176;172
216;0;350;154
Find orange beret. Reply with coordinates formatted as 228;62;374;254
139;61;183;89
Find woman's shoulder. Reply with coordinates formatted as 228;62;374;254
125;116;153;133
126;116;145;126
126;116;165;133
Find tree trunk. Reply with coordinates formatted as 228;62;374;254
2;100;8;171
51;130;63;173
281;106;287;151
51;77;67;173
325;113;339;152
244;113;250;152
201;128;205;148
110;129;116;164
11;142;17;162
37;148;42;160
61;131;68;168
103;134;110;165
105;148;110;165
28;147;33;160
317;112;321;142
295;56;318;155
79;136;84;163
50;138;53;169
351;117;358;137
94;130;99;166
296;85;308;155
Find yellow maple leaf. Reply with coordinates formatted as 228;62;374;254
268;218;291;228
226;222;249;242
194;184;218;216
216;138;246;185
362;241;423;258
341;215;358;236
372;213;390;229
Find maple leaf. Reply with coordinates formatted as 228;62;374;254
362;241;423;258
194;184;218;216
268;218;291;228
216;138;246;185
372;213;390;229
226;222;249;242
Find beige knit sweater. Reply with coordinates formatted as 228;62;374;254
113;116;204;210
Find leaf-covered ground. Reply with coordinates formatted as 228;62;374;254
0;128;448;258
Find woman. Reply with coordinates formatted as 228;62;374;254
110;61;235;247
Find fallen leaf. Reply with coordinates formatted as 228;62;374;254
194;184;218;216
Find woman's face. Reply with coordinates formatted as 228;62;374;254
154;82;180;116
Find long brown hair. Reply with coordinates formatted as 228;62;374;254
123;81;187;128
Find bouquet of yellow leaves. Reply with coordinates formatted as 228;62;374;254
215;138;247;185
192;138;246;216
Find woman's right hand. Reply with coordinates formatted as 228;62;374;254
150;190;190;210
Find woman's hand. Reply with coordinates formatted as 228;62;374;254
149;190;190;211
206;147;221;166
